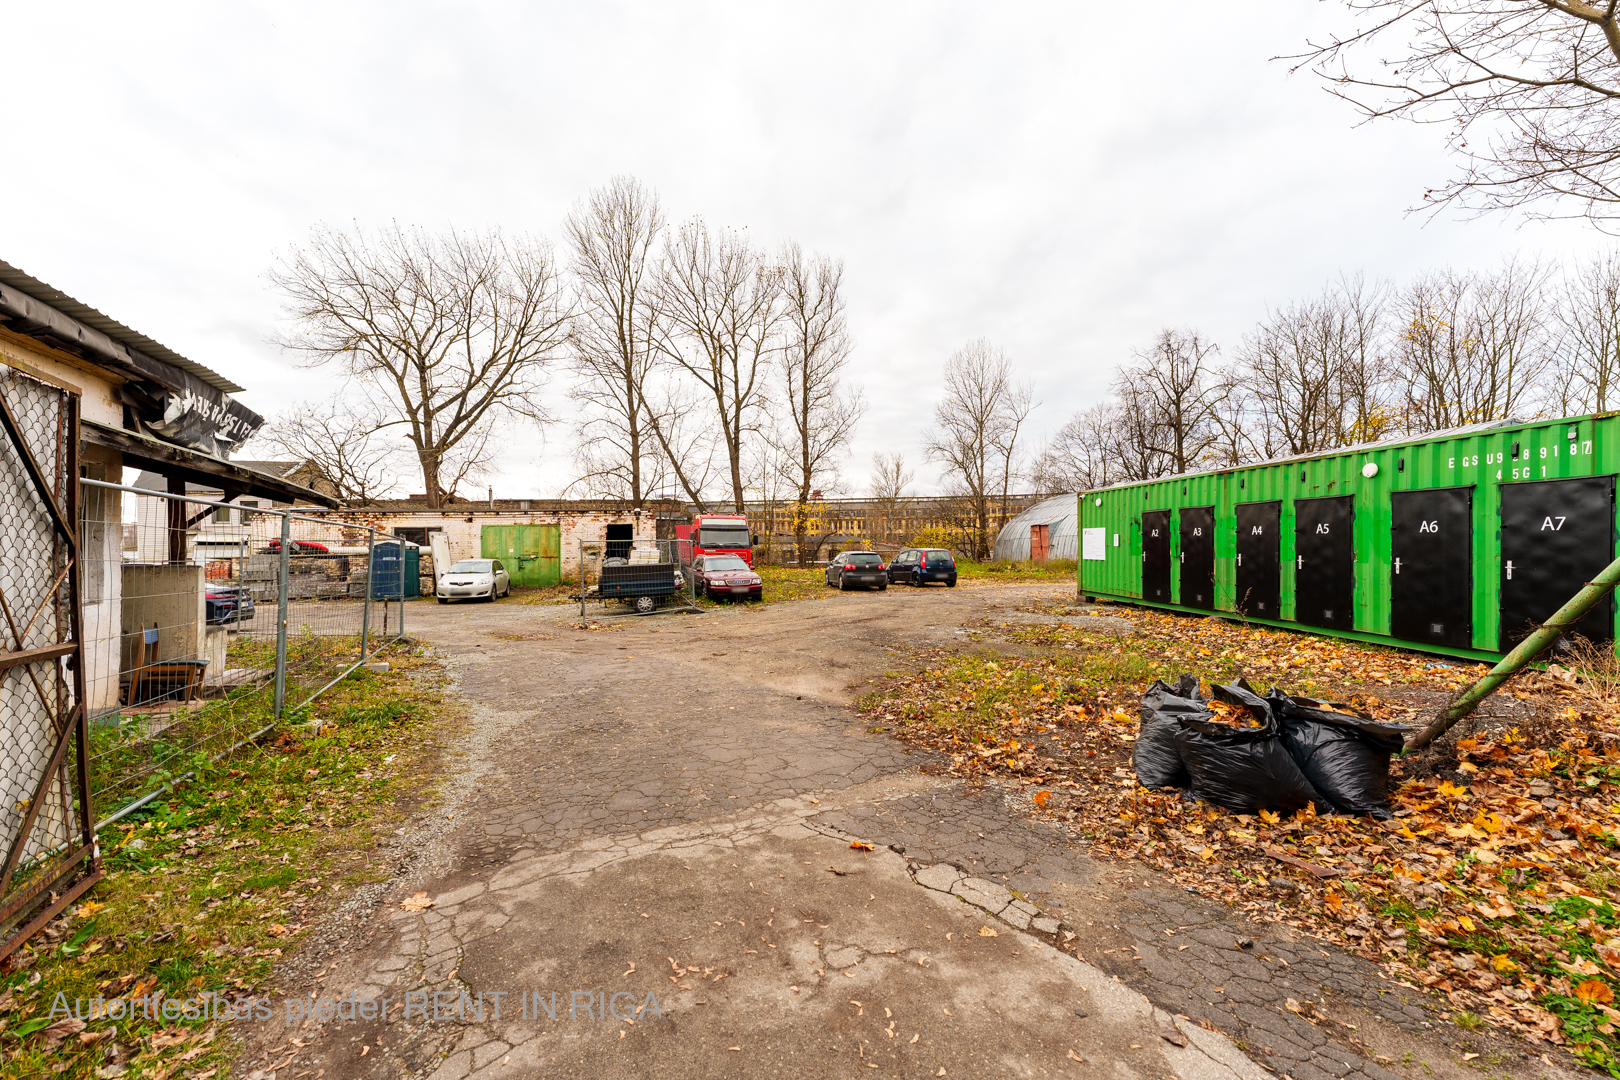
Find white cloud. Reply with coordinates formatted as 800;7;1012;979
0;1;1598;497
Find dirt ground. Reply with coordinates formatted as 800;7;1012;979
230;581;1594;1080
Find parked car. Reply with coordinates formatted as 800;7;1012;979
260;539;330;555
692;554;763;601
825;551;888;591
436;558;511;603
205;584;255;625
887;548;957;587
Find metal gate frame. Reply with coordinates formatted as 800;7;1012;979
0;371;99;961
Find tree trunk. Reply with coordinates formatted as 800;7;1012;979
420;450;443;509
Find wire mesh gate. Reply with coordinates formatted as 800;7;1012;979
77;479;407;828
578;538;698;621
0;367;97;962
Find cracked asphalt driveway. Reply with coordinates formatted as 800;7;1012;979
233;583;1572;1080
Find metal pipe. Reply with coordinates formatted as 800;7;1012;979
273;510;291;718
360;526;373;661
1409;551;1620;750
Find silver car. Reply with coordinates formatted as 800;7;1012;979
436;558;511;603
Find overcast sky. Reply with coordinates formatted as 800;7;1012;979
0;2;1602;498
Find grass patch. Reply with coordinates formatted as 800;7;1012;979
0;643;458;1080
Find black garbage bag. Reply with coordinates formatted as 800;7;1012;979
1132;674;1202;789
1172;680;1329;814
1270;692;1408;819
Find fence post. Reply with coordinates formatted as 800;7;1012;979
580;539;586;622
360;526;373;661
273;510;291;718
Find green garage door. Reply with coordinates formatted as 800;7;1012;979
481;524;560;587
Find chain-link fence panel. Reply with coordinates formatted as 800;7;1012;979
578;538;696;621
0;367;94;958
79;480;405;825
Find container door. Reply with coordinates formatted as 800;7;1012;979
1178;506;1215;609
1294;496;1354;630
1234;501;1280;618
536;524;561;586
1499;476;1615;650
1141;510;1171;603
1390;487;1472;649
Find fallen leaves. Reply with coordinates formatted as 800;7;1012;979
978;926;998;938
849;840;875;852
399;892;435;912
860;598;1620;1068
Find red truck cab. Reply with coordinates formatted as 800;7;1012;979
675;513;755;567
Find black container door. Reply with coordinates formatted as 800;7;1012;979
1390;487;1473;649
1179;506;1215;609
1500;476;1615;650
1294;496;1354;630
1142;510;1171;603
1234;501;1281;618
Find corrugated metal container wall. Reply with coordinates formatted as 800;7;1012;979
992;494;1080;560
1077;416;1616;661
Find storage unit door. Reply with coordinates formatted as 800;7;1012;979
1294;496;1354;630
1390;487;1472;649
1030;524;1049;561
1234;501;1281;619
1499;476;1615;650
1142;510;1171;603
1178;506;1215;609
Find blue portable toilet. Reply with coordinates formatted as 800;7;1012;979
371;540;420;599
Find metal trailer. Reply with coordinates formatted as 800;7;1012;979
1076;415;1619;662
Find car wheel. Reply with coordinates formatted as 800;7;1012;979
635;595;656;614
838;575;849;591
438;597;448;604
879;582;887;591
947;578;957;587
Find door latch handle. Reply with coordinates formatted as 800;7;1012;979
1394;558;1401;574
1505;560;1514;581
1297;556;1303;570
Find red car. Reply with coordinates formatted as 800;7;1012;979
692;555;763;601
262;539;330;554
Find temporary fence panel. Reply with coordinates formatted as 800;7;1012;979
78;480;405;827
0;368;96;961
482;524;560;587
578;539;697;621
1078;413;1619;661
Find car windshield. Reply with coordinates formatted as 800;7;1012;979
924;550;954;563
698;527;751;549
704;556;749;571
448;560;492;573
845;553;882;566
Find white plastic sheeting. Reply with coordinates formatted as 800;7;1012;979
991;493;1079;561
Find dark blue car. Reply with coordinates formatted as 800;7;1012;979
886;548;957;587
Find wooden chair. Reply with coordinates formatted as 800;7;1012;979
123;624;209;707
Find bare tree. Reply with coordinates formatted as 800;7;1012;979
868;452;914;545
1115;330;1225;475
640;375;719;511
1392;260;1553;430
653;220;784;511
1030;402;1131;492
1553;250;1620;413
776;244;864;566
922;339;1033;560
1295;1;1620;224
248;399;398;504
564;176;665;505
271;224;569;508
1230;277;1392;458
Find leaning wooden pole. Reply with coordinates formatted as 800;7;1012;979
1409;553;1620;751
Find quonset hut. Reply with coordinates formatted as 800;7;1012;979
992;493;1079;561
1076;415;1619;662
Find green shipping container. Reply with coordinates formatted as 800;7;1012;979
481;524;561;587
1077;415;1618;662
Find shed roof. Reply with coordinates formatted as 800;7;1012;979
0;259;244;393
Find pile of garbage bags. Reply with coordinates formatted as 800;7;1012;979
1133;674;1409;819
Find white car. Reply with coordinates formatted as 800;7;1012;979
437;558;511;603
